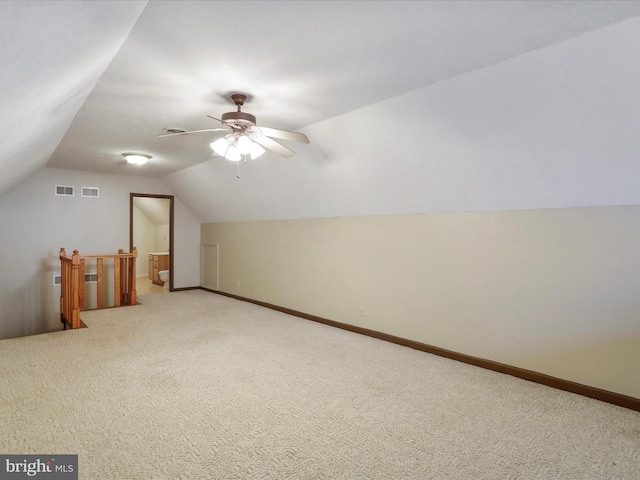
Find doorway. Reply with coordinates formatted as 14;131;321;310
130;193;174;293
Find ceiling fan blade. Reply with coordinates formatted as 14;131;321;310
158;128;228;138
252;134;296;157
253;126;309;144
209;114;245;131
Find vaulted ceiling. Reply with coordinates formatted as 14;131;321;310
3;1;640;222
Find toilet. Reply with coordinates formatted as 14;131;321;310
158;270;170;290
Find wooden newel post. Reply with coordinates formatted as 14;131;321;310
70;250;81;329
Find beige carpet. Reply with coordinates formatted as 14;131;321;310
1;290;639;479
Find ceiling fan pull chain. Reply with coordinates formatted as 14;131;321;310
237;159;241;178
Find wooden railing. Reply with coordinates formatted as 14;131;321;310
59;247;137;329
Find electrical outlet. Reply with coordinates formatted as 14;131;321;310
359;306;364;316
237;280;241;289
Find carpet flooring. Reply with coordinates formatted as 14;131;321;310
1;290;639;479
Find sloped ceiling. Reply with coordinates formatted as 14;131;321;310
134;196;170;226
166;12;640;222
0;0;147;196
3;1;640;221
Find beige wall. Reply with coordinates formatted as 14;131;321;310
202;206;640;398
155;225;170;253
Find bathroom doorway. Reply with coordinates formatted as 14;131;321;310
130;193;174;293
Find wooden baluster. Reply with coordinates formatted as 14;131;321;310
130;247;137;306
63;256;70;327
79;258;86;311
114;254;121;307
118;249;126;305
59;249;66;328
67;258;72;326
96;257;104;309
64;259;69;327
124;252;130;304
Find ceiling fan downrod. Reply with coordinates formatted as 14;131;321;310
222;94;256;128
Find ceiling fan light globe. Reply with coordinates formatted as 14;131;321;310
211;138;229;156
236;135;254;155
250;143;265;160
225;145;241;162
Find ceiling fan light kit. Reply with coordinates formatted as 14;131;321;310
210;134;265;161
160;93;309;169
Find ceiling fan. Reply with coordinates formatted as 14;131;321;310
159;93;309;160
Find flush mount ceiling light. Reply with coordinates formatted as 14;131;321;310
122;153;151;165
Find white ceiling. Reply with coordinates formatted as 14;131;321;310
3;1;640;220
0;0;146;195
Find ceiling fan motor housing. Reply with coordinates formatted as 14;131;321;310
221;111;256;128
221;94;256;128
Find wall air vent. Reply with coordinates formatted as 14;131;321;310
56;273;99;284
84;273;98;283
81;187;99;198
55;185;74;196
